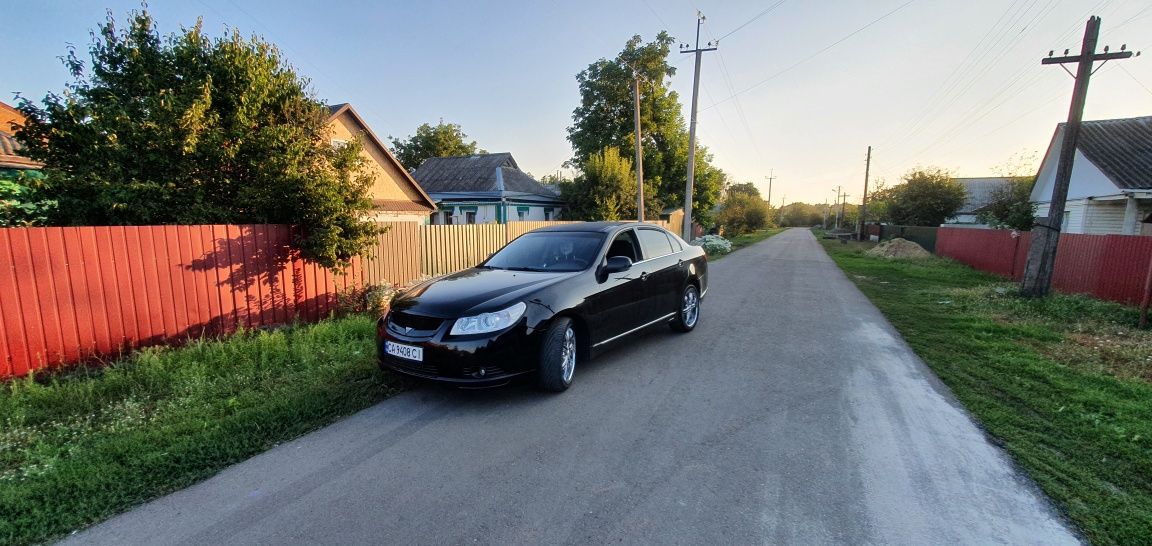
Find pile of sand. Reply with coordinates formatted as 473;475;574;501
866;238;931;259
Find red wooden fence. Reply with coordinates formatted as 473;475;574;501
936;227;1152;306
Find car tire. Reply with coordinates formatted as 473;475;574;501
670;284;700;333
537;317;577;392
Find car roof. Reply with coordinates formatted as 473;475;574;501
529;221;665;234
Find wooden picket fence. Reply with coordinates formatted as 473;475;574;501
0;219;674;377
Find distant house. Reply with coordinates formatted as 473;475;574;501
944;177;1015;226
412;153;564;224
1030;116;1152;236
0;101;43;174
326;103;436;222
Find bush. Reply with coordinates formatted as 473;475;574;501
693;234;732;255
717;193;771;236
336;282;398;315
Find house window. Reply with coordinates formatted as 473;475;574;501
517;206;530;221
456;205;478;224
544;208;554;221
331;138;348;148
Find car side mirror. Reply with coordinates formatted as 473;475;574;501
603;256;632;274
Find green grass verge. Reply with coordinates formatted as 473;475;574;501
819;236;1152;545
0;315;402;545
708;228;786;260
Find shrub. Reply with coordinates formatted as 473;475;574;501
694;234;732;255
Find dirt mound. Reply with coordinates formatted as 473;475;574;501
866;238;931;259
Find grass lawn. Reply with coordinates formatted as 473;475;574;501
0;315;402;546
819;236;1152;545
708;228;786;260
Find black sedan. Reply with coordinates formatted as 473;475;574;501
376;222;708;391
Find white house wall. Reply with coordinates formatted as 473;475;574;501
1083;201;1127;235
1031;147;1120;205
433;204;562;224
1032;199;1152;235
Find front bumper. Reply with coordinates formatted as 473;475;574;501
376;314;542;386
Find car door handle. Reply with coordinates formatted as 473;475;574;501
639;271;649;281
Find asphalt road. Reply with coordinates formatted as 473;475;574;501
64;228;1079;545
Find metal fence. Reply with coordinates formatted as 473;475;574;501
935;227;1152;306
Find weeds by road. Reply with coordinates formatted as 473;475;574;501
821;237;1152;545
0;315;402;546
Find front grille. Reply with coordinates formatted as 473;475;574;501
388;311;444;337
385;357;441;378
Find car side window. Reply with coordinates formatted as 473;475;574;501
665;231;682;252
636;228;674;260
606;230;640;262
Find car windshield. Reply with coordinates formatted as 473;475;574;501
482;232;605;272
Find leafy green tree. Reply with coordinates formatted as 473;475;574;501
977;177;1036;230
559;147;645;221
883;168;967;226
567;32;724;227
15;8;376;268
716;193;770;235
389;121;484;171
780;202;823;227
726;182;761;199
0;172;56;226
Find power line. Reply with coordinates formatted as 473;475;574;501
875;0;1113;158
701;0;917;111
1118;64;1152;97
715;0;788;42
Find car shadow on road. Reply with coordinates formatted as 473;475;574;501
400;324;684;410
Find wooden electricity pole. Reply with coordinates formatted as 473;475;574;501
858;146;871;241
680;12;717;240
1021;16;1136;297
832;186;842;230
765;170;775;213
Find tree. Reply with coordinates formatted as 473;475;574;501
389;121;484;171
780;202;823;227
0;172;56;227
883;168;966;226
559;147;643;221
15;8;376;268
567;32;724;229
725;182;761;199
977;177;1036;230
716;193;770;235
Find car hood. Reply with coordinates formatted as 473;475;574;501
390;268;576;317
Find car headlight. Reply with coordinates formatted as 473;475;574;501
450;302;527;336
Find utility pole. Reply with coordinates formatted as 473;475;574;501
779;194;787;225
764;170;775;212
1021;16;1138;297
680;11;717;241
632;71;645;222
832;186;842;230
823;200;829;229
858;146;871;241
840;194;849;229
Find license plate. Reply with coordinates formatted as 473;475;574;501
385;341;423;362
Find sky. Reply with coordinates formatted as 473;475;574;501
3;0;1150;206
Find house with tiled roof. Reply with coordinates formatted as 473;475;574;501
0;101;44;173
412;153;565;224
326;103;436;222
945;177;1017;226
1030;116;1152;236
